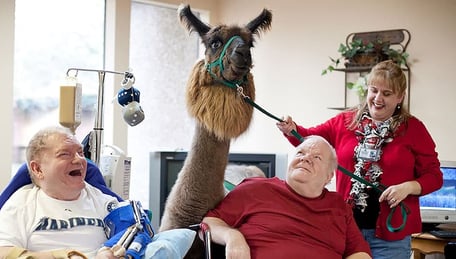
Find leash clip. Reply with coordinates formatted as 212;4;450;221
236;84;248;99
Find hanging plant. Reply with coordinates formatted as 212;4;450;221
321;37;409;100
346;75;368;99
321;39;408;75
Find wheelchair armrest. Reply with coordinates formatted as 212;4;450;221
188;223;212;259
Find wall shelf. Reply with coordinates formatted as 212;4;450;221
330;29;411;110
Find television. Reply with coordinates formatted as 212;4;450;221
420;160;456;225
149;151;288;230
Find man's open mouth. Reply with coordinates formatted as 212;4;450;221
69;170;82;176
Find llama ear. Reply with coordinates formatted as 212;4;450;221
246;9;272;36
178;4;211;37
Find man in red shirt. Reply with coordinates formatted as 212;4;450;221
204;135;371;259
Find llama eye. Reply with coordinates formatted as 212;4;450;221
210;40;222;49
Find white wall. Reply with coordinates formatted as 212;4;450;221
212;0;456;165
145;0;456;166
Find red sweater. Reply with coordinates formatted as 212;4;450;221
285;111;443;240
206;177;371;258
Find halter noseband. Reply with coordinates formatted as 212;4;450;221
206;35;247;88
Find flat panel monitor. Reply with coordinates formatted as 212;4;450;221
149;151;287;230
419;160;456;224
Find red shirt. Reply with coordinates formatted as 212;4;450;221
285;110;443;240
206;177;371;259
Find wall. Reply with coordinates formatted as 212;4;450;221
0;0;14;190
210;0;456;165
1;0;455;201
0;1;453;257
147;0;456;198
138;0;456;165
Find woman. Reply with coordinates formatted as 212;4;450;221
276;60;443;259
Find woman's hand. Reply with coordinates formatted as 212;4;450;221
379;181;422;208
276;115;296;136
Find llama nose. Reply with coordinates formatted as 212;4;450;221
231;41;252;67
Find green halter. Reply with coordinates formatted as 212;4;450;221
206;35;246;88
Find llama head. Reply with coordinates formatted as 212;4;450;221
178;5;272;140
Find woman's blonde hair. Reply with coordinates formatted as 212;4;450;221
348;60;411;130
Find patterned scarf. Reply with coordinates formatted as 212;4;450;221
348;112;394;212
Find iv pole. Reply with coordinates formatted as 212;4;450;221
66;68;133;166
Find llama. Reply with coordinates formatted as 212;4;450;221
159;4;272;258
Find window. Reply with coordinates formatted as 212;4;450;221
128;2;205;206
13;1;206;208
13;0;105;173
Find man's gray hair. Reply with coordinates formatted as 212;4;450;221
25;126;74;171
302;135;338;173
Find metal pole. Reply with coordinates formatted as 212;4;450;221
65;68;130;166
89;71;106;165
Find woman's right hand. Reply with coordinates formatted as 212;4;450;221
276;115;296;136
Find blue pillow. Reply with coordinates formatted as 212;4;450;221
144;229;196;259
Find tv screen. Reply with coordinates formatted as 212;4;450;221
149;151;287;230
420;160;456;224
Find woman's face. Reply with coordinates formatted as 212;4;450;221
366;81;404;122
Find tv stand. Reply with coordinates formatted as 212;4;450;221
413;223;456;258
422;222;440;232
412;232;456;259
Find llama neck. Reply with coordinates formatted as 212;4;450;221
159;122;230;231
184;123;230;183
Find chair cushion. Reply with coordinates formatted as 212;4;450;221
144;229;196;259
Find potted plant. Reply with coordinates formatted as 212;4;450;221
321;39;376;75
383;47;409;66
321;38;409;99
321;39;409;75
